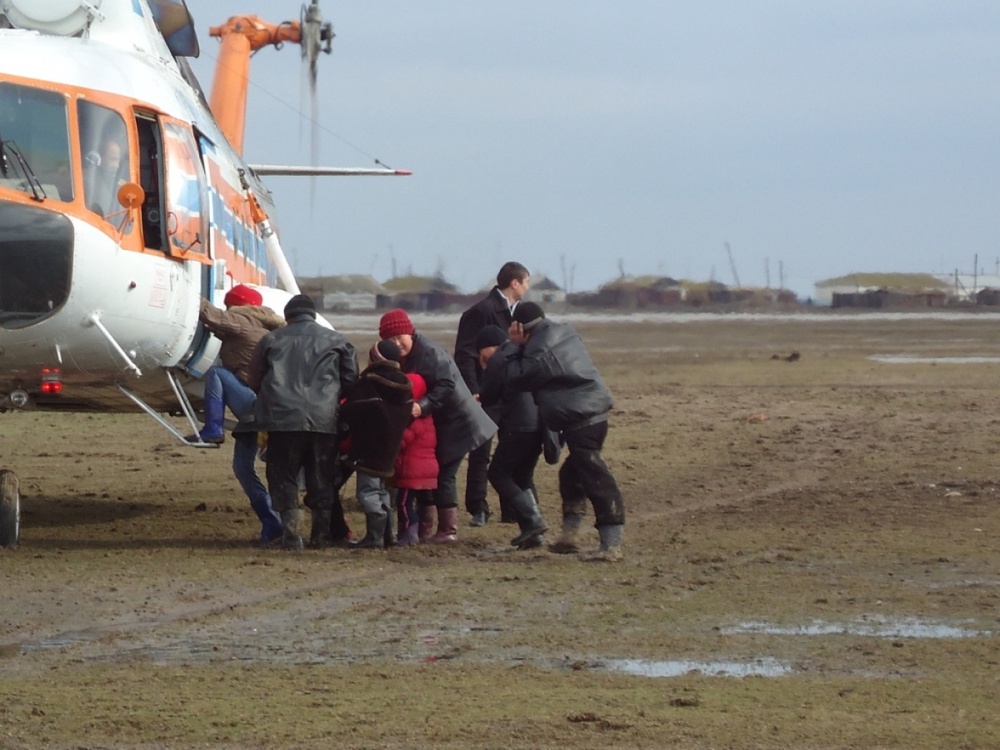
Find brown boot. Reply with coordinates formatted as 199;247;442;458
417;504;437;542
429;506;458;543
548;512;583;554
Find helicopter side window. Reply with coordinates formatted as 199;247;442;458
79;102;129;218
0;83;73;201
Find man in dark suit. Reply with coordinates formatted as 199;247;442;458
453;262;531;526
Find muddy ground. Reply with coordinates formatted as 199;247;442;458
1;311;999;749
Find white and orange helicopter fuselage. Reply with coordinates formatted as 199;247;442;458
0;0;406;543
0;0;401;417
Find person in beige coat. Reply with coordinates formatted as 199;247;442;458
194;285;285;543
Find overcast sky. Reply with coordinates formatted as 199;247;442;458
188;2;999;299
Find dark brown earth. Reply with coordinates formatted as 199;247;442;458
1;311;999;749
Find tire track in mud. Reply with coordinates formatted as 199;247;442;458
2;564;396;667
637;453;831;520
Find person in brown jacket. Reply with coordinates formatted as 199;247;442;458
194;284;284;442
194;284;286;543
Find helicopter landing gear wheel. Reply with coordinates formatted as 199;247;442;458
0;469;20;548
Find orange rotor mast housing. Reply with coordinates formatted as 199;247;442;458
208;16;303;155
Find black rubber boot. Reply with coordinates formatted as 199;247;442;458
583;524;624;562
509;490;549;548
280;509;304;551
309;509;333;549
350;513;388;549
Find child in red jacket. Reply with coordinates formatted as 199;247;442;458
394;373;439;544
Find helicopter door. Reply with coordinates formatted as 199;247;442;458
160;118;208;260
158;119;218;376
135;114;166;252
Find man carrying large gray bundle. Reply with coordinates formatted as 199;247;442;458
246;294;358;550
503;302;625;561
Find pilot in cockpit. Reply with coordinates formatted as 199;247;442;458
83;135;126;218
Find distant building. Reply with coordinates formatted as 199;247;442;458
298;274;387;311
935;273;1000;303
381;275;462;311
525;274;565;305
814;273;946;307
816;272;1000;307
830;288;946;309
977;288;1000;306
569;276;685;309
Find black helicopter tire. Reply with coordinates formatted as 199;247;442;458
0;469;20;548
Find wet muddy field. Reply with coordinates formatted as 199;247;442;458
2;311;999;749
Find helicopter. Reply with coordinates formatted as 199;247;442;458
0;0;409;546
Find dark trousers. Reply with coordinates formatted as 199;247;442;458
487;431;542;503
433;455;464;510
396;487;434;534
463;438;493;516
264;431;340;514
559;420;625;527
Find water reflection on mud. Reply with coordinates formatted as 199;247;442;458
603;658;790;678
870;355;1000;364
723;617;993;639
6;615;991;677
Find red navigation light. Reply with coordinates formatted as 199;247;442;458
40;367;63;394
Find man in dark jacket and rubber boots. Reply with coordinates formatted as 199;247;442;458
247;294;358;550
502;302;625;561
478;324;550;551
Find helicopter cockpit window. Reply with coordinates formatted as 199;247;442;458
79;102;130;219
0;83;73;201
149;0;199;58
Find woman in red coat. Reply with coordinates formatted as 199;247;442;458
394;373;439;544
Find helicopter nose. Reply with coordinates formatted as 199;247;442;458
0;201;73;329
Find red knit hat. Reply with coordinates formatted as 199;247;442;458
379;308;415;339
224;284;263;308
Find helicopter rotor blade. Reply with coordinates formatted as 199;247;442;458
299;2;334;212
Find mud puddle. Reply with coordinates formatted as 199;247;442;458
722;617;993;638
602;658;791;678
870;355;1000;364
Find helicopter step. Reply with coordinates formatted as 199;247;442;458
117;370;221;449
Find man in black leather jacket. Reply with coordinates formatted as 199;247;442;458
247;294;358;550
503;302;625;561
478;325;550;550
